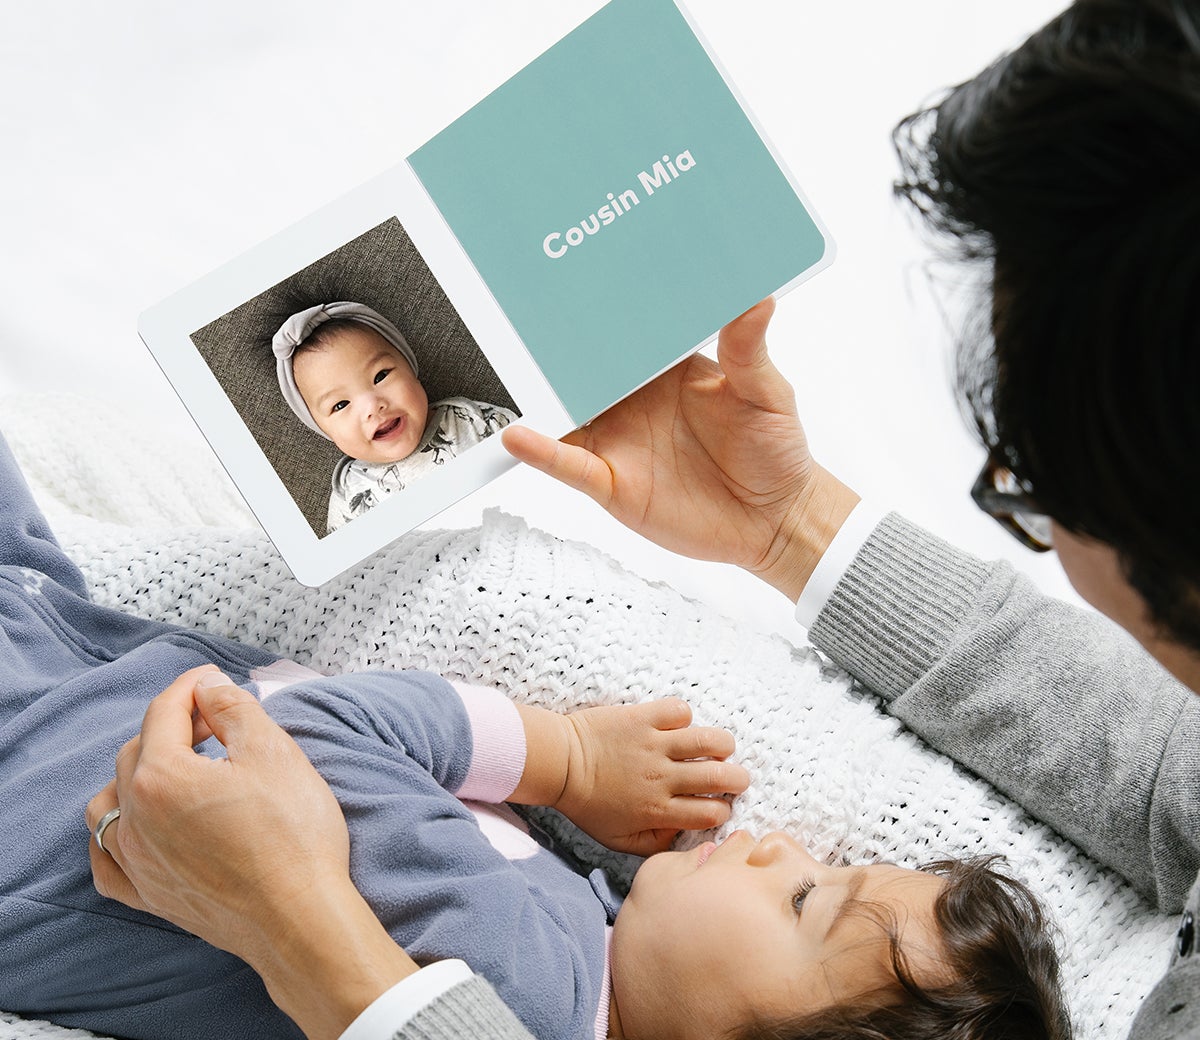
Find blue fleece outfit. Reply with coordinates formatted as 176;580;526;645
0;433;615;1040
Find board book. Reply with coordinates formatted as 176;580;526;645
139;0;833;585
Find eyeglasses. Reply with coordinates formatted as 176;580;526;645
970;458;1054;552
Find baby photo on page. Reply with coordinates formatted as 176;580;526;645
189;217;520;540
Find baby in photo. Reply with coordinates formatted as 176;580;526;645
273;301;517;533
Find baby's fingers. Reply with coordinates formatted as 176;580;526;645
637;697;693;731
664;723;737;762
672;758;751;797
668;794;735;832
616;828;681;857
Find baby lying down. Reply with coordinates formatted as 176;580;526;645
212;671;1071;1040
0;431;1066;1040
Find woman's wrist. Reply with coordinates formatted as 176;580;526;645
752;465;861;603
247;877;419;1040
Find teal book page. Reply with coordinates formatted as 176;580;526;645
409;0;829;426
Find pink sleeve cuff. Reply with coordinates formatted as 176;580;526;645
451;682;527;802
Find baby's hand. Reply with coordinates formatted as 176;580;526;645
555;698;750;856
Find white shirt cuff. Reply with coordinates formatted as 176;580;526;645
337;959;475;1040
793;501;889;630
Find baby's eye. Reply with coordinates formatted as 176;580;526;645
791;879;815;915
373;368;392;385
331;400;349;414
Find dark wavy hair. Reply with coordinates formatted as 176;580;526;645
735;857;1071;1040
893;0;1200;650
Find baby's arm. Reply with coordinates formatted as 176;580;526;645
511;698;750;856
266;671;748;856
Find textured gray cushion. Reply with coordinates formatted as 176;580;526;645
190;217;519;535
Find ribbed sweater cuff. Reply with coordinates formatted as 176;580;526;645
392;975;532;1040
808;512;991;702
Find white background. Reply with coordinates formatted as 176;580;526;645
0;0;1080;636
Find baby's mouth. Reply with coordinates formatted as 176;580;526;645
374;416;403;440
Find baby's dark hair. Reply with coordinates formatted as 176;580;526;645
735;856;1072;1040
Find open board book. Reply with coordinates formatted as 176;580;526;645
140;0;833;585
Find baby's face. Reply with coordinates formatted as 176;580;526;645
293;325;429;464
609;830;946;1040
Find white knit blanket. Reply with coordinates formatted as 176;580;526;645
0;397;1174;1040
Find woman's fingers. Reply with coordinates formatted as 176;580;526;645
501;425;615;506
85;781;120;854
85;781;147;908
136;667;221;764
714;297;795;415
88;838;147;910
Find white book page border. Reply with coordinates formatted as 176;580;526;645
139;163;573;586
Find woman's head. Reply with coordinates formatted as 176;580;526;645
609;833;1067;1040
893;0;1200;665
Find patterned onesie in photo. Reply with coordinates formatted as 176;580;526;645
326;397;517;532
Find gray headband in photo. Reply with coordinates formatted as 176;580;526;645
272;301;420;439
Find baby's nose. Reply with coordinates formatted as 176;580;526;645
749;831;807;867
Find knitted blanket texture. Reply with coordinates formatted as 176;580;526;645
0;398;1174;1040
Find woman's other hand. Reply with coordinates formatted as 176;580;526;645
86;667;416;1040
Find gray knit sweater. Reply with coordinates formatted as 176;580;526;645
398;512;1200;1039
808;513;1200;1040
